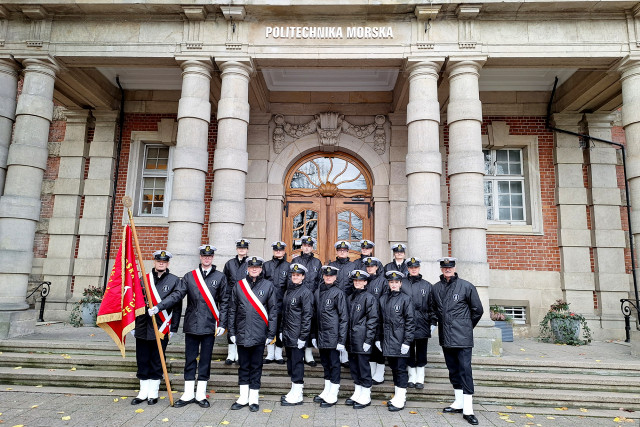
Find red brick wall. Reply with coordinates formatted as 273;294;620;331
107;113;218;260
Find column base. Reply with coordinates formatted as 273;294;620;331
472;325;502;357
0;309;36;339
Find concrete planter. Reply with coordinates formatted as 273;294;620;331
550;317;580;343
80;303;100;326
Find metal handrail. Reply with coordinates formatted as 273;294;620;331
26;281;51;322
621;299;639;342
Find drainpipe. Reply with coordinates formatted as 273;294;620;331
546;76;640;330
102;77;126;290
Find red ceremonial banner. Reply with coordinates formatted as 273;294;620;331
97;225;146;357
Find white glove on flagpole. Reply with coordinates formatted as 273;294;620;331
400;343;410;354
375;341;382;352
148;306;159;316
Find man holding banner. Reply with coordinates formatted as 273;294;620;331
229;256;278;412
131;250;182;405
149;244;228;408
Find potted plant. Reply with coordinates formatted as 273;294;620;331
538;299;592;345
69;285;104;327
490;305;514;342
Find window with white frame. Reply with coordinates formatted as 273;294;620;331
503;306;527;325
138;144;171;216
483;148;526;223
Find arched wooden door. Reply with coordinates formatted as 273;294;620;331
283;153;373;263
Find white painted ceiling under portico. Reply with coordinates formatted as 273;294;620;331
97;67;183;91
479;68;576;91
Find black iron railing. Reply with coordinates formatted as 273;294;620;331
26;281;51;322
620;299;640;342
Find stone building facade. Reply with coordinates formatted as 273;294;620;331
0;1;638;351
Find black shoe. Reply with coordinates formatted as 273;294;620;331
249;404;259;412
281;399;304;406
174;398;195;408
341;362;350;369
196;399;210;408
463;414;479;425
388;402;403;412
313;395;324;403
275;359;285;365
306;360;317;367
230;402;248;410
407;382;415;388
443;407;463;413
264;358;274;364
345;398;355;405
130;397;146;405
225;359;234;365
320;400;336;408
415;383;424;390
147;398;158;405
372;379;384;385
280;395;287;402
353;401;371;409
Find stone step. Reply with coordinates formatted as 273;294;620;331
0;366;638;410
1;351;639;394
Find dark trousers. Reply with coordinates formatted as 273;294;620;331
286;347;305;384
443;347;474;394
237;344;266;389
275;314;284;348
387;356;408;388
370;343;385;364
319;348;341;384
136;336;168;380
348;353;372;388
408;338;429;368
184;333;215;381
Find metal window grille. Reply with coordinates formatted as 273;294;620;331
503;306;527;325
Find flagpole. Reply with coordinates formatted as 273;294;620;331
123;196;175;406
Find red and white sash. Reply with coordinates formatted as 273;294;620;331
192;269;220;327
147;273;172;336
238;278;268;326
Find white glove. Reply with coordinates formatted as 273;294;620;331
215;327;226;337
230;336;236;344
362;343;371;352
336;343;345;352
312;338;318;349
279;333;283;341
297;339;305;349
130;330;135;338
375;341;382;352
430;325;437;334
148;306;159;316
400;343;410;354
169;332;174;339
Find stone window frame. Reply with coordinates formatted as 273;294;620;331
124;130;176;227
482;122;543;235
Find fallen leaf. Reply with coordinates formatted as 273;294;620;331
300;414;309;419
57;412;65;414
595;359;601;362
12;425;24;427
48;369;56;371
409;411;417;414
13;367;21;370
89;333;95;336
382;401;387;405
35;385;43;388
263;409;272;413
162;418;169;422
621;408;635;413
63;355;71;359
5;388;12;390
520;348;526;352
499;415;510;420
109;389;113;392
121;396;128;399
525;414;534;418
498;412;509;416
221;421;230;425
580;408;588;412
505;406;513;409
546;416;555;419
160;396;166;400
505;420;515;423
554;407;568;411
31;405;38;409
135;408;144;413
61;416;71;420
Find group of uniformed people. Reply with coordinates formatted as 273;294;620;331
132;237;484;426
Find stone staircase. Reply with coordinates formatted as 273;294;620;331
1;338;639;410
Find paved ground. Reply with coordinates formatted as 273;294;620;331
0;386;638;427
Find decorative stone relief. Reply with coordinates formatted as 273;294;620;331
271;112;388;155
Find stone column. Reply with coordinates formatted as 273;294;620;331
0;58;57;337
447;58;500;355
552;113;595;316
209;60;252;261
0;59;19;196
387;112;408;258
584;113;628;339
166;60;212;275
619;57;640;323
73;110;118;299
406;60;443;280
41;109;90;320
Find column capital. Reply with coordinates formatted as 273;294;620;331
0;58;20;78
62;108;91;123
447;56;486;75
551;112;583;128
92;109;119;123
617;54;640;79
21;57;59;79
178;59;213;79
406;60;442;81
583;112;616;129
216;58;254;79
